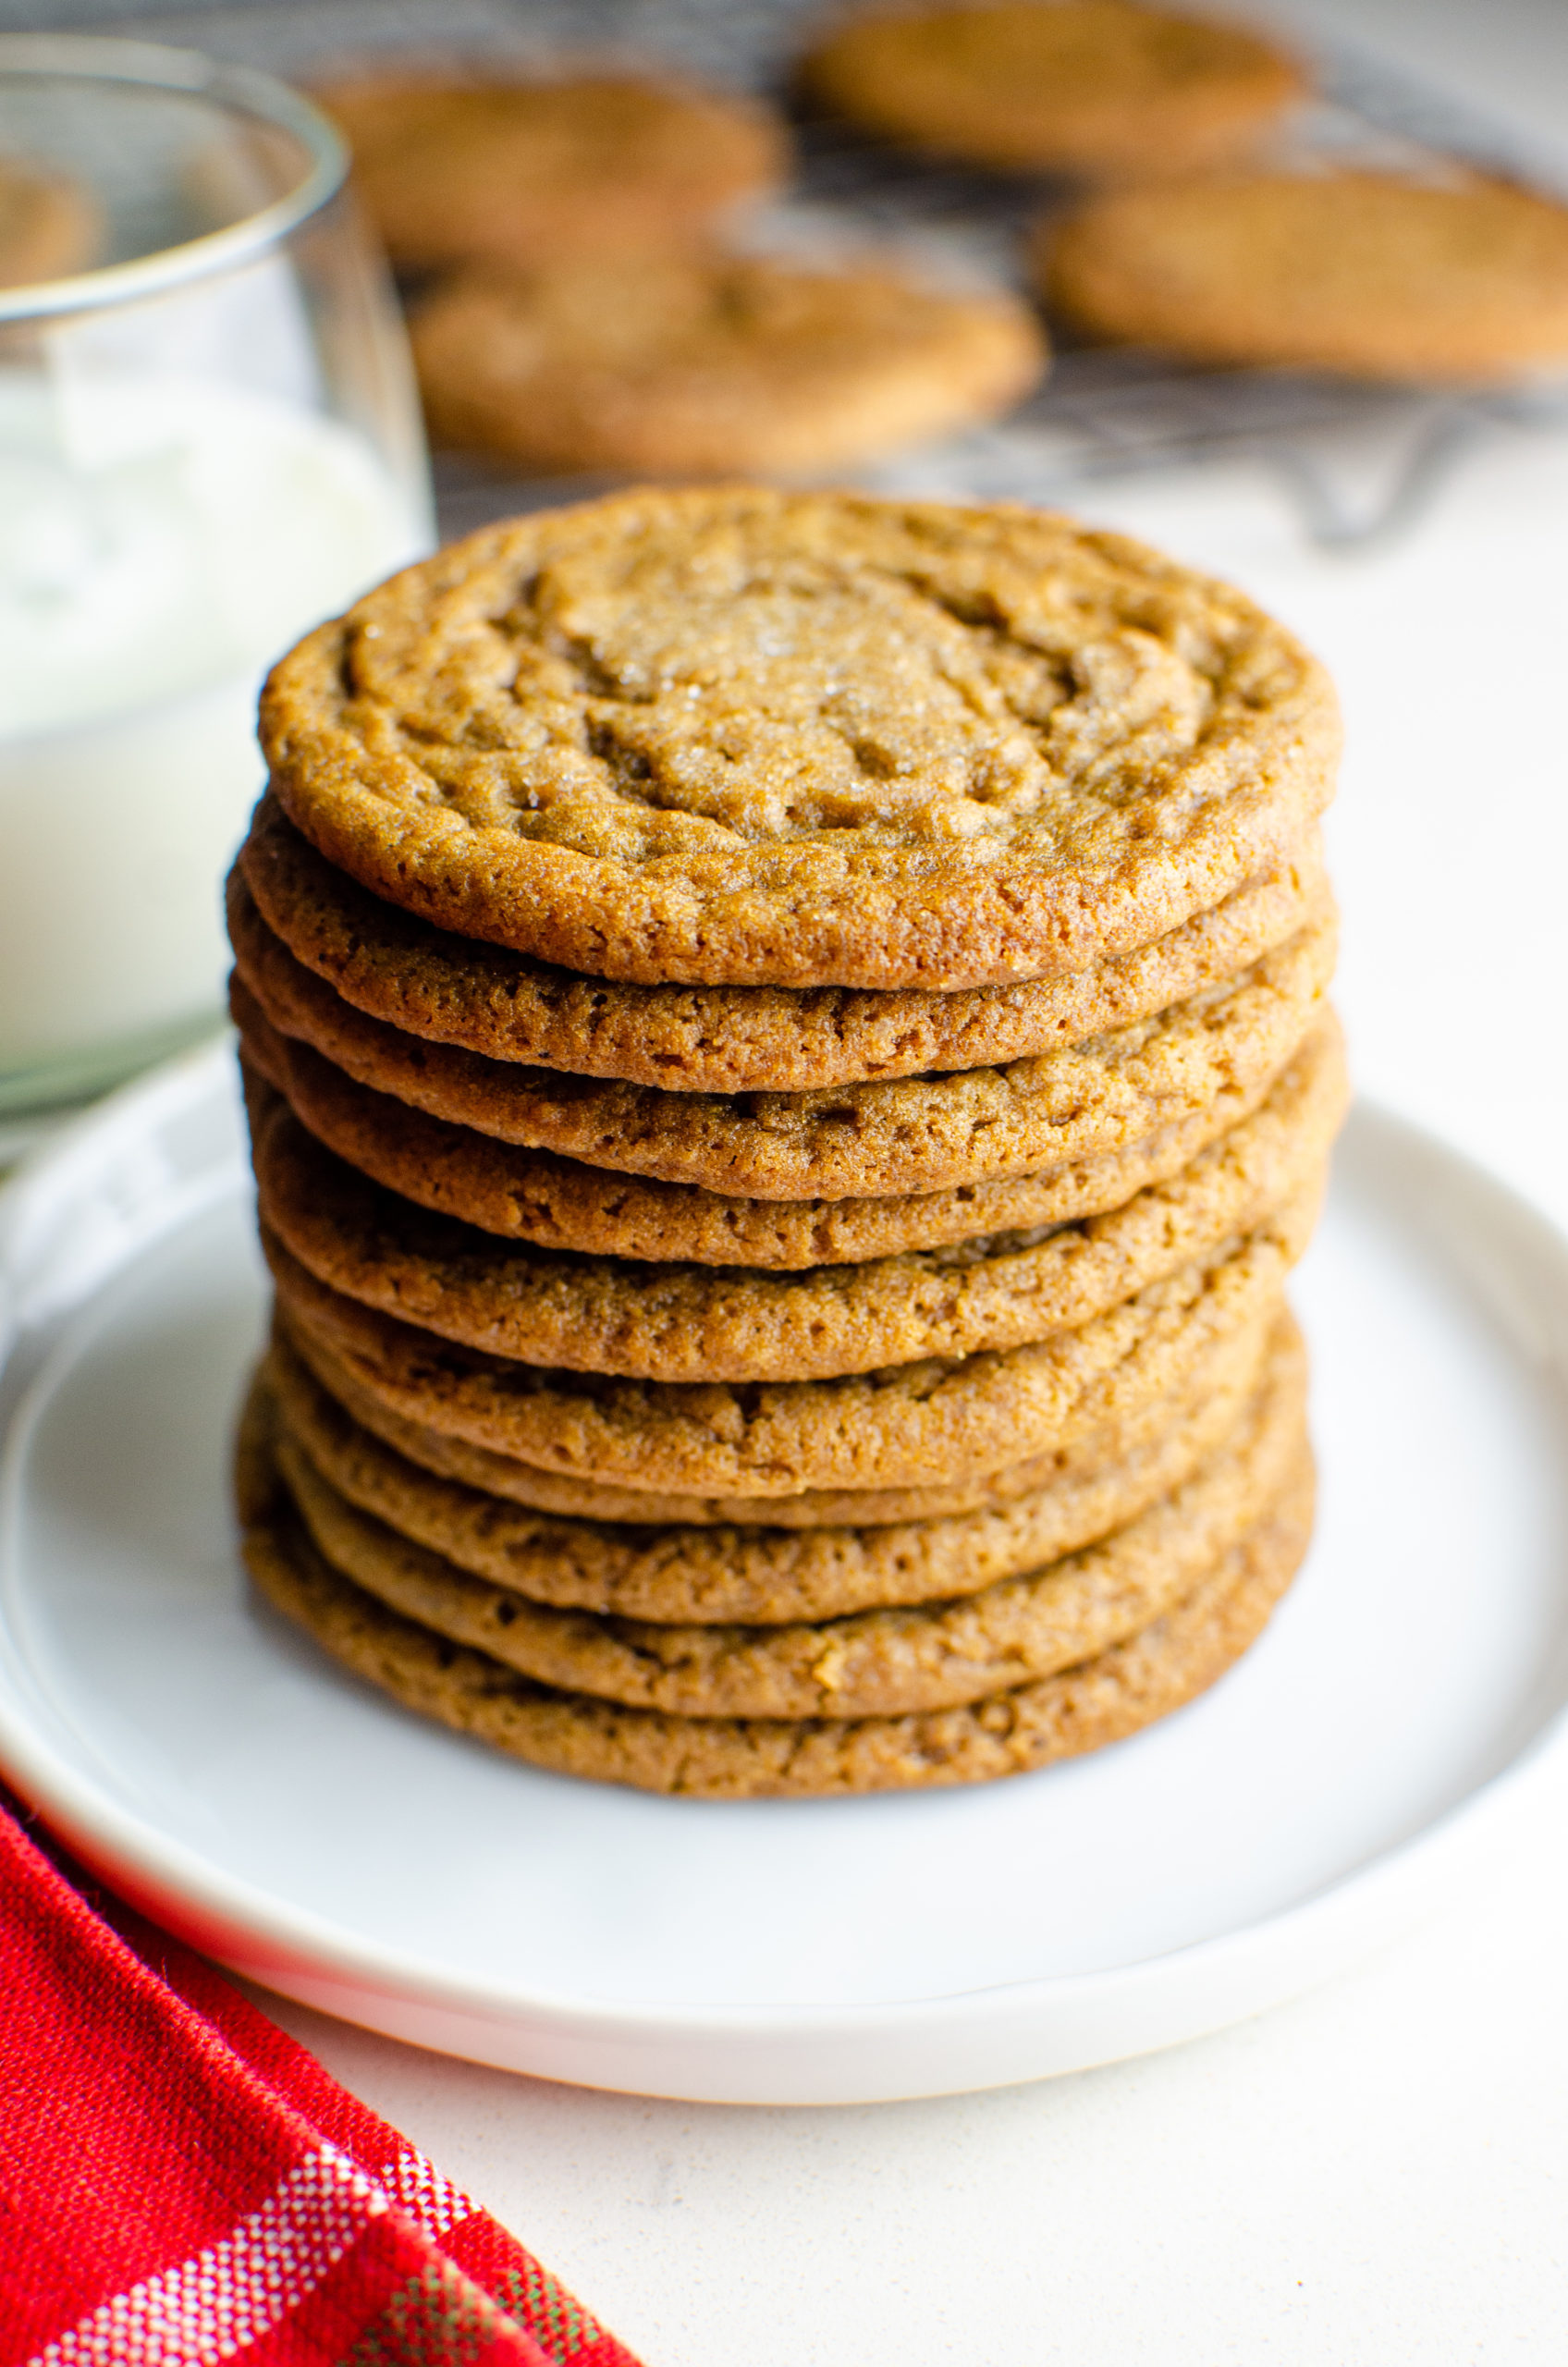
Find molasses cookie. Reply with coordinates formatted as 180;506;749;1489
237;794;1326;1094
0;155;98;287
799;3;1304;178
262;1186;1316;1498
242;1427;1315;1795
269;1331;1302;1717
265;1312;1291;1621
1041;170;1568;383
230;906;1334;1200
248;1019;1342;1380
258;489;1340;989
411;253;1046;476
314;70;788;273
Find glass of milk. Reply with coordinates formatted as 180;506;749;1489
0;34;433;1122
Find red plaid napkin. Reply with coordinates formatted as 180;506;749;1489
0;1797;644;2367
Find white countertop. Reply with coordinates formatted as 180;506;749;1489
239;4;1568;2357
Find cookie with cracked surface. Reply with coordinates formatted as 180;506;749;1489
799;3;1304;178
0;155;98;287
237;796;1326;1093
258;488;1340;989
411;254;1046;477
314;71;787;275
263;1185;1315;1498
266;1307;1294;1625
271;1301;1275;1532
1040;170;1568;384
248;1017;1342;1381
230;903;1334;1201
268;1327;1304;1718
238;1009;1302;1269
241;1433;1315;1795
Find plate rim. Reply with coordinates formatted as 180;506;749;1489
4;1047;1568;2097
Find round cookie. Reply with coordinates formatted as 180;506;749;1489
411;254;1047;476
241;1437;1316;1797
262;1186;1317;1497
1040;170;1568;384
314;71;788;274
270;1331;1304;1718
273;1299;1276;1530
248;1020;1343;1380
238;1000;1315;1267
230;904;1335;1200
266;1311;1290;1621
798;3;1305;178
0;156;99;288
237;794;1326;1093
258;489;1341;989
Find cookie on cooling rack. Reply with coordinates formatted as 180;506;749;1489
1040;170;1568;383
798;1;1305;177
0;154;98;287
313;69;789;273
409;253;1047;475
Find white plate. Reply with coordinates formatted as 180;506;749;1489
2;1043;1567;2105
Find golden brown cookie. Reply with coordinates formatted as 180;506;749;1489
273;1296;1275;1530
263;1184;1315;1498
241;1432;1315;1795
266;1310;1290;1620
799;3;1305;178
237;794;1326;1094
247;1018;1342;1380
237;1002;1310;1268
314;70;788;273
268;1326;1303;1717
230;905;1334;1200
0;155;99;288
1041;170;1568;383
258;489;1340;989
411;253;1046;476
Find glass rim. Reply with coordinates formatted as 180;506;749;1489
0;32;349;325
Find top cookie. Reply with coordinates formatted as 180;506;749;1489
260;488;1339;990
799;2;1304;177
1041;171;1568;383
314;70;788;274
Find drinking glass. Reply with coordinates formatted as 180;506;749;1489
0;33;433;1123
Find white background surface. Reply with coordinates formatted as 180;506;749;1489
137;0;1568;2354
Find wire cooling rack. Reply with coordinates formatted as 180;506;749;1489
118;0;1568;549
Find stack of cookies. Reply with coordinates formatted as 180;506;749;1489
231;485;1344;1799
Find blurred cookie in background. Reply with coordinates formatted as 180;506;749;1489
798;1;1305;178
410;252;1048;475
1038;169;1568;382
313;70;790;274
0;153;99;286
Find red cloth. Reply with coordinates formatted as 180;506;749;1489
0;1797;644;2367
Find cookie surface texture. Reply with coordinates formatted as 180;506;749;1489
314;73;787;273
242;1435;1315;1796
237;795;1325;1093
1042;171;1568;383
259;488;1340;988
799;3;1304;177
411;255;1047;475
248;1018;1342;1380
